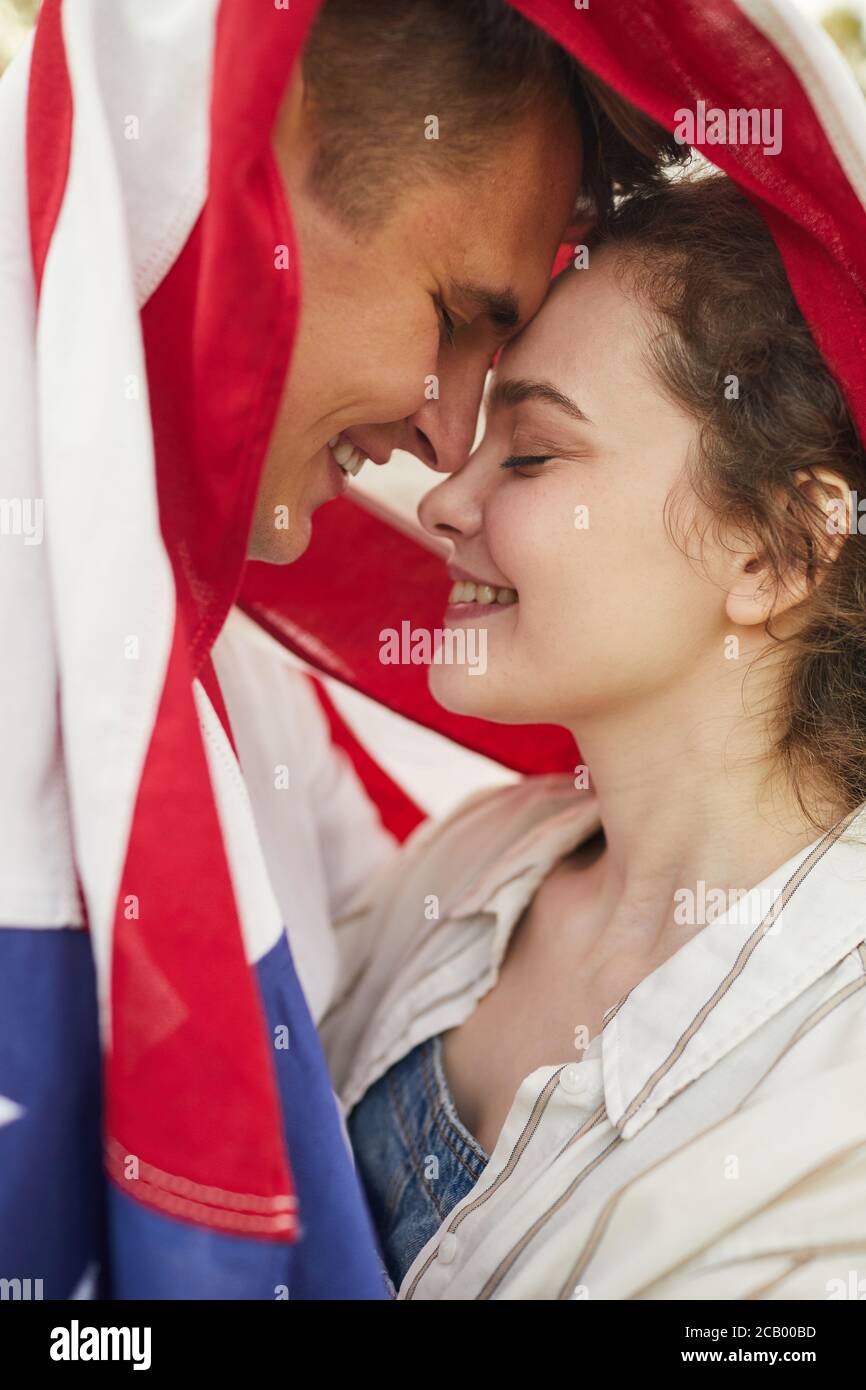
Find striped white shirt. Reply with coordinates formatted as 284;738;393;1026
322;776;866;1300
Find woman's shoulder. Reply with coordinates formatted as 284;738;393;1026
323;773;598;1083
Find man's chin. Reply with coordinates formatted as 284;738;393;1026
246;512;313;565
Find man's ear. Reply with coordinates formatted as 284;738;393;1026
272;65;309;173
725;467;852;628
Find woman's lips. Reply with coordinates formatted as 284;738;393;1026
445;600;516;620
445;576;518;620
448;578;518;606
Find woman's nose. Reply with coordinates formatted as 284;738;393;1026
418;468;484;542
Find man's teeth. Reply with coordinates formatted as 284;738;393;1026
448;580;518;606
328;434;366;477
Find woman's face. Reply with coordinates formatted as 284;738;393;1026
419;250;732;727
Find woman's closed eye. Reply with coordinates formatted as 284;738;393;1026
499;453;554;476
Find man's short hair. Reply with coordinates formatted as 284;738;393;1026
302;0;684;230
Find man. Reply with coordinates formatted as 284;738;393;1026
253;0;679;564
216;0;581;1068
252;0;580;564
0;0;672;1299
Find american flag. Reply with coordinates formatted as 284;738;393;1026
1;0;864;1300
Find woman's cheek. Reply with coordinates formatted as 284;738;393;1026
485;483;554;592
488;477;593;606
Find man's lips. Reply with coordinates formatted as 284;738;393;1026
323;446;350;497
342;430;391;468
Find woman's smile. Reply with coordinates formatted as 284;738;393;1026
445;565;519;621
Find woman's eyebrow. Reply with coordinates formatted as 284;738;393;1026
489;376;595;425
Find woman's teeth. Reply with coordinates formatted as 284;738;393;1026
329;434;366;477
448;580;518;607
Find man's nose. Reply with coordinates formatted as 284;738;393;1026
402;338;492;475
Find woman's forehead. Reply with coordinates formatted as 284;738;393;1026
496;256;648;399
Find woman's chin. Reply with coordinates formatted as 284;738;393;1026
427;663;517;723
428;663;486;717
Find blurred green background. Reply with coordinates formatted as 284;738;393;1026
0;0;38;74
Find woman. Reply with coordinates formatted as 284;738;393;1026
321;171;866;1300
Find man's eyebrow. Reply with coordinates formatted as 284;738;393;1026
489;376;595;425
451;279;521;337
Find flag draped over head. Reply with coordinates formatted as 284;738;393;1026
0;0;864;1300
242;0;866;780
1;0;389;1300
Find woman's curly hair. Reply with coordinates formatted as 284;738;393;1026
592;172;866;828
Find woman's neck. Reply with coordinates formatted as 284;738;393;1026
566;648;839;950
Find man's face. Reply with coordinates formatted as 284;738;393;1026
248;98;581;563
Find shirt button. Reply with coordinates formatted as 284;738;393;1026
438;1233;459;1265
559;1063;589;1097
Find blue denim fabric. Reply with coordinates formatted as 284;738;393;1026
348;1035;489;1290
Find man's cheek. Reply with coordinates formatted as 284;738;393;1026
363;319;439;406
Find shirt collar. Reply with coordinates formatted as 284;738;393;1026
447;784;601;945
446;786;866;1143
605;804;866;1139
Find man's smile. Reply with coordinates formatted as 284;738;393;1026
328;433;367;477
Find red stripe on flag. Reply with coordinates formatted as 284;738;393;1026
26;0;72;297
308;675;426;844
103;0;327;1239
198;655;239;760
240;499;580;777
511;0;866;443
108;618;297;1240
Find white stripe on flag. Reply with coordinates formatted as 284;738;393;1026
734;0;866;210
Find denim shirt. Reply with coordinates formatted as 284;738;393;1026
348;1035;488;1290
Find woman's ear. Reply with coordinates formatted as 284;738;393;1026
725;467;852;628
